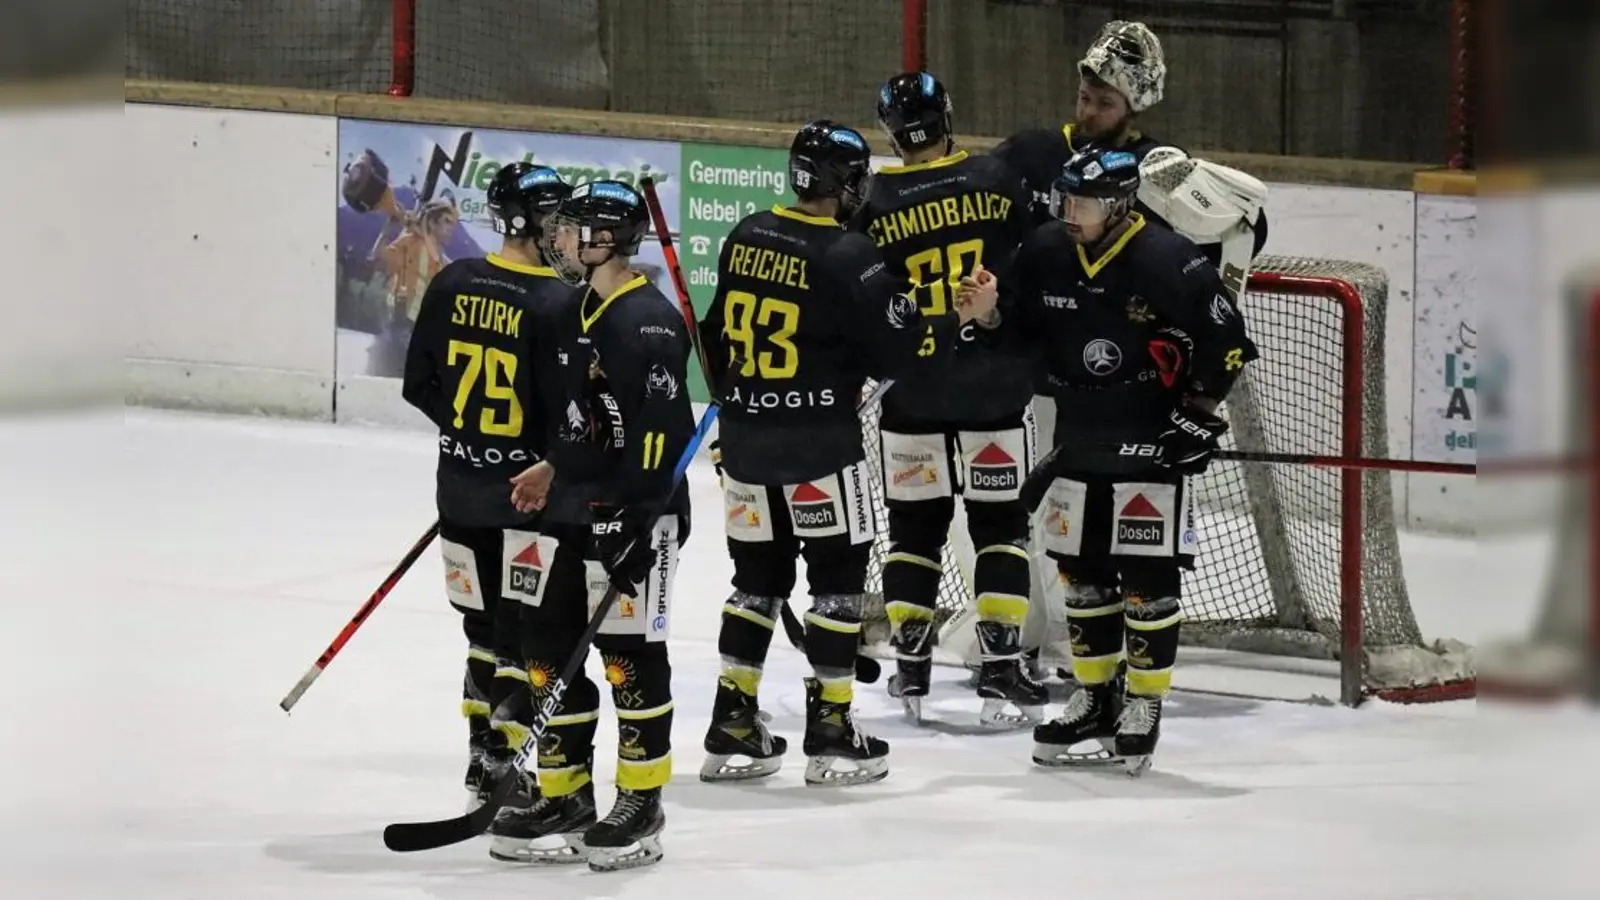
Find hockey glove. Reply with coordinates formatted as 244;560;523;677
589;504;659;598
1158;403;1229;475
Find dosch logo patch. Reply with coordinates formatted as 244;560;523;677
969;442;1018;491
1116;492;1166;546
789;482;838;530
508;540;545;595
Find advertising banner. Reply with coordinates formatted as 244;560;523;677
333;119;681;399
1411;194;1477;463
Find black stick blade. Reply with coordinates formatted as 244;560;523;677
382;782;506;851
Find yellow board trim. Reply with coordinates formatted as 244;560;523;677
486;253;559;277
1411;169;1478;196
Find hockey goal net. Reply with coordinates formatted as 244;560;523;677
860;255;1476;706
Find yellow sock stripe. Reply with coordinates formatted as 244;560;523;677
720;664;763;697
976;543;1030;561
885;600;935;628
1127;667;1174;697
495;665;530;682
466;646;496;664
975;592;1029;626
1126;612;1184;632
615;701;675;721
617;754;673;791
493;719;531;748
548;709;601;727
538;764;592;797
803;610;862;635
1071;654;1124;686
817;676;853;704
885;551;941;572
1065;601;1125;619
461;699;491;718
724;603;777;630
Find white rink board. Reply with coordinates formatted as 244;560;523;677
7;408;1560;900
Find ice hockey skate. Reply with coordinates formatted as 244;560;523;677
802;677;889;786
1113;694;1163;777
583;787;665;872
887;617;933;724
701;678;788;782
487;779;597;864
1031;681;1122;768
974;621;1047;729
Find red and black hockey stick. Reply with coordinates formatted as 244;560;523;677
638;175;884;685
278;520;440;712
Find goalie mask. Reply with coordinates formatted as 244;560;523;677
1050;146;1141;240
543;180;650;286
789;119;874;221
1079;20;1166;114
486;163;570;242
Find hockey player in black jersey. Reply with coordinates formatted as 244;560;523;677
853;71;1045;728
401;163;572;810
1005;146;1258;775
490;180;693;872
698;120;995;787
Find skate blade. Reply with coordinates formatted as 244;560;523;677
585;834;663;872
901;695;923;724
1122;754;1152;778
804;754;889;787
1030;737;1120;768
488;833;590;865
699;752;783;782
978;699;1044;730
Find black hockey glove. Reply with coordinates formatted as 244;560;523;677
589;504;659;597
1158;403;1229;475
709;439;724;486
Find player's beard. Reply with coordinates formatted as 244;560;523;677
1073;111;1135;145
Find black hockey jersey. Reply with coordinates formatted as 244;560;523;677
548;274;695;524
992;123;1270;258
1008;214;1259;457
851;150;1035;424
403;253;567;528
703;205;959;486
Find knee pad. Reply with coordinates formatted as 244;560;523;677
1053;557;1124;686
801;536;871;597
528;664;600;797
882;497;954;611
602;644;674;792
1118;561;1182;697
728;537;799;599
966;499;1032;626
1117;560;1182;615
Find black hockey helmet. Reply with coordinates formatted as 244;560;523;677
789;120;873;219
486;163;570;239
876;71;954;156
1050;145;1141;224
543;179;651;285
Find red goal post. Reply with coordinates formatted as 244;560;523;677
860;256;1477;708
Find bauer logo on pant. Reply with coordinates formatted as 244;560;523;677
1116;493;1166;546
968;442;1019;491
789;482;838;531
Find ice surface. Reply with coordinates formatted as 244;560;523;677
0;409;1572;898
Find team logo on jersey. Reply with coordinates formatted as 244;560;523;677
1083;339;1123;375
1126;295;1155;323
885;292;918;329
1209;293;1236;325
561;400;590;442
1116;493;1166;546
508;539;546;596
789;482;838;530
968;443;1019;491
645;363;680;399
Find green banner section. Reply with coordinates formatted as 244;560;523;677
677;143;794;400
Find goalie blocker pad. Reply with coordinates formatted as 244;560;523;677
1138;148;1267;301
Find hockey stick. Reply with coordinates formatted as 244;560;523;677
1213;449;1476;475
383;404;719;852
279;520;440;713
639;175;885;684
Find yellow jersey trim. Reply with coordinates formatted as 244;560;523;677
877;150;969;175
580;274;650;334
486;253;557;278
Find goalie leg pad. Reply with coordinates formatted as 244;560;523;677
1119;561;1183;698
601;643;674;792
1058;558;1124;687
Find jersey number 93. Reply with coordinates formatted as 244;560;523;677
725;291;801;379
